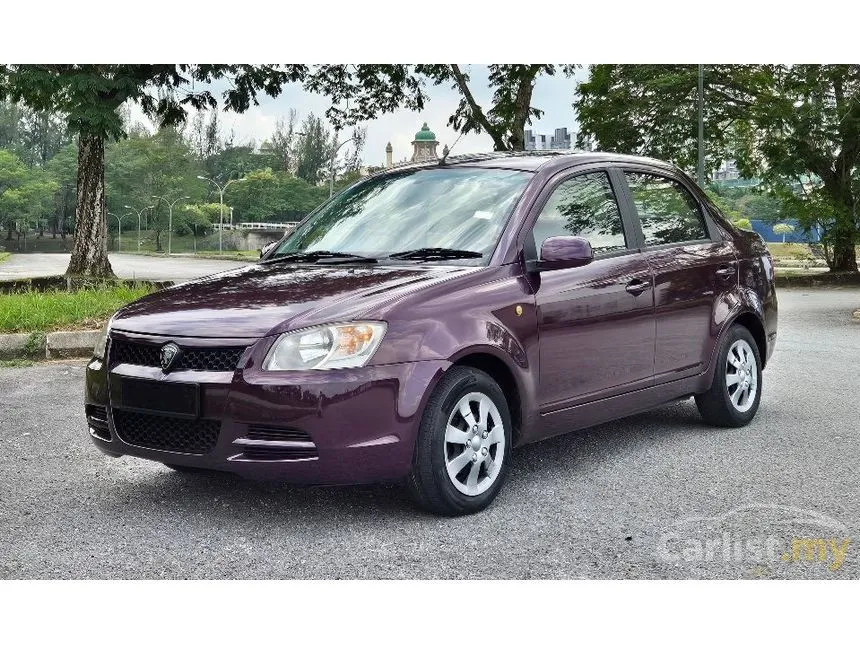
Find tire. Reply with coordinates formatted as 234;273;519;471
407;366;513;516
695;325;762;427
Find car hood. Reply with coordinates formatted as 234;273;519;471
111;262;477;338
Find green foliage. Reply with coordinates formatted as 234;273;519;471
575;64;860;271
295;114;333;184
734;218;753;231
773;223;795;234
224;168;329;222
0;148;58;237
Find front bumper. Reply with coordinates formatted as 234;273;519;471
85;343;448;485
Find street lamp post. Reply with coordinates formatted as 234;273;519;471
697;63;705;187
153;195;190;256
329;137;355;199
123;204;151;253
109;212;125;253
197;175;246;254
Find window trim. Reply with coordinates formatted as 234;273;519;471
614;164;721;250
521;164;640;265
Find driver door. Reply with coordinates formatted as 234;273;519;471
530;169;656;412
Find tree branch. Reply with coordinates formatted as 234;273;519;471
449;64;506;150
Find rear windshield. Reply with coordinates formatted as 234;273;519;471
271;167;532;265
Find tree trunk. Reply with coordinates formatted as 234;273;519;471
66;133;114;278
830;238;857;272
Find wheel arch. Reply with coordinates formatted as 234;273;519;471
450;350;524;445
729;311;768;368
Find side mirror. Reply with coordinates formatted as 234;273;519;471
536;236;593;271
259;241;278;259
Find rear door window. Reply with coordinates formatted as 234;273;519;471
624;172;709;245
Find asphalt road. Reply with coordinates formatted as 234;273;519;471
1;288;858;579
0;253;249;282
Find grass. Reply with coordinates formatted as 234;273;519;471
0;284;153;333
0;359;35;368
0;252;11;264
766;242;816;261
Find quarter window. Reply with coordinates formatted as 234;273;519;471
624;172;708;245
531;172;627;255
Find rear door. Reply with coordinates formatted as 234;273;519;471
619;169;737;383
528;168;656;410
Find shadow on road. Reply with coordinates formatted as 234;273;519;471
97;398;732;524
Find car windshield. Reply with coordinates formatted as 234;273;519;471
270;167;532;265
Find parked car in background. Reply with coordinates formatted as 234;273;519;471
85;151;777;515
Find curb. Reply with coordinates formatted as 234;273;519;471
0;330;98;361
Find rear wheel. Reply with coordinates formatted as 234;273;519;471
407;366;512;516
695;325;762;427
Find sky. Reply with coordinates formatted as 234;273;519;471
132;66;590;168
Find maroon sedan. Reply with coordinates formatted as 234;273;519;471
85;152;777;515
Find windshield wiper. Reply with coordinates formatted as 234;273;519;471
264;250;377;265
388;247;483;262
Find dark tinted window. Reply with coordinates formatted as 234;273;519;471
531;172;626;255
625;172;708;245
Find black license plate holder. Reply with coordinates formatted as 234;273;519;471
113;376;200;418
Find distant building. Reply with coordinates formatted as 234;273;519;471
524;129;548;150
550;128;571;150
384;123;441;166
525;127;587;151
713;160;741;181
411;123;439;162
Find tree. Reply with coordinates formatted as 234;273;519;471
304;65;579;151
44;142;77;238
575;64;860;272
0;64;305;277
0;149;58;244
267;109;299;173
295;113;333;184
419;65;579;151
773;222;795;243
224;168;328;222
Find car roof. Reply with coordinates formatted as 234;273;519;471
375;151;677;175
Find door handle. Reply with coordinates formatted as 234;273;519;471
625;279;651;296
716;265;736;278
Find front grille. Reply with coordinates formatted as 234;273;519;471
110;340;245;372
113;409;220;454
86;404;111;441
240;424;318;461
247;425;314;443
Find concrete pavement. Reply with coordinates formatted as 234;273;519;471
0;253;250;283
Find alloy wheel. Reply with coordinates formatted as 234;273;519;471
725;339;758;413
443;392;506;496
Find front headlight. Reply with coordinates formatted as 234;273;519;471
93;319;111;359
263;322;387;371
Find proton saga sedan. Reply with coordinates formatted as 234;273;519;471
85;152;778;515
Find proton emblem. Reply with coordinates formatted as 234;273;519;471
160;343;181;372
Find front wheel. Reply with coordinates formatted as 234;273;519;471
695;325;762;427
407;366;512;516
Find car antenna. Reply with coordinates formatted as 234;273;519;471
439;131;464;165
